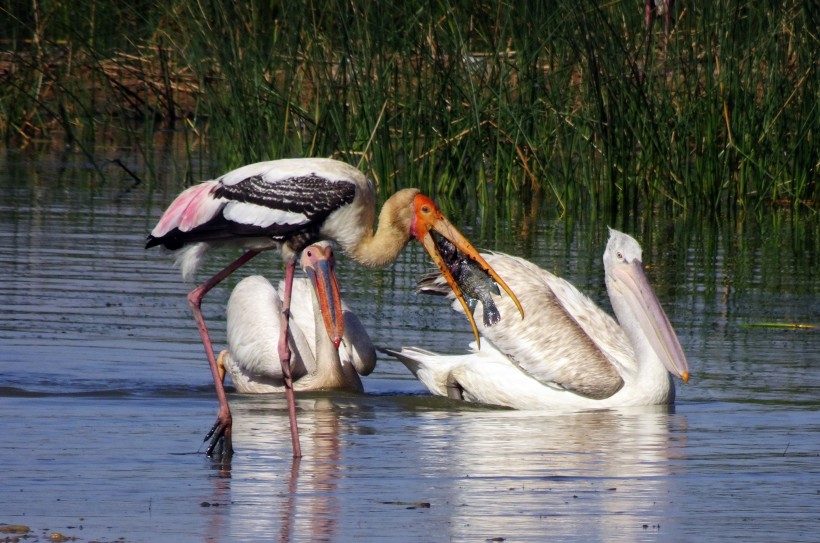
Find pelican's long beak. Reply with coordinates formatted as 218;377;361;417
614;260;690;382
410;194;525;346
301;244;345;349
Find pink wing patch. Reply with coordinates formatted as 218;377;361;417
151;181;223;237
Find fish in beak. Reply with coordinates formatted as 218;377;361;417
301;242;345;349
427;231;502;328
410;194;525;346
607;233;690;383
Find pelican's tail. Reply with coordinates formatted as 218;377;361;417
380;347;438;378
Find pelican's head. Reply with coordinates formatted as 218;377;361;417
604;228;690;383
409;192;525;346
301;241;345;349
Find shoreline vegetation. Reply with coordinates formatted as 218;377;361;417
1;0;817;214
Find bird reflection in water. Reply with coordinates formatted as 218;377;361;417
201;396;357;542
409;404;689;541
198;396;689;541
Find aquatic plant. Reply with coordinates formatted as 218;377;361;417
0;0;817;215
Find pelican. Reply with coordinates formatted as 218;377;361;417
146;157;524;456
217;241;376;394
386;228;689;409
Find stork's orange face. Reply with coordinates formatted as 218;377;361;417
410;194;524;346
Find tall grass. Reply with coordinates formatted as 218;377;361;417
1;0;817;215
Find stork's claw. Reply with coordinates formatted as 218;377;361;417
204;419;233;458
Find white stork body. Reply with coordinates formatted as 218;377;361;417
146;157;524;457
218;272;376;394
387;229;689;410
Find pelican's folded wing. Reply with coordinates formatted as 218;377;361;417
420;253;630;400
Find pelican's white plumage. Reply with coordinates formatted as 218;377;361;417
387;229;690;410
219;273;376;394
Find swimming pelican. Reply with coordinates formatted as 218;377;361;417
386;228;689;409
217;241;376;395
146;157;524;456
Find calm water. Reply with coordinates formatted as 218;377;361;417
1;149;818;542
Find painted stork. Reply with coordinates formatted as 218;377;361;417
146;157;523;456
386;228;689;409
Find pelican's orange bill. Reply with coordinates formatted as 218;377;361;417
410;194;524;347
301;243;344;349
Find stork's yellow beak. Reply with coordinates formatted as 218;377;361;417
410;194;524;346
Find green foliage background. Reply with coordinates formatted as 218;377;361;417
1;0;817;215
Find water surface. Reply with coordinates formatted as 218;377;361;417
1;149;818;542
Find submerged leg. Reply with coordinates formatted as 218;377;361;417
187;249;260;457
278;256;303;458
445;374;465;401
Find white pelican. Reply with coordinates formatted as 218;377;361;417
217;241;376;394
146;157;524;456
386;228;689;409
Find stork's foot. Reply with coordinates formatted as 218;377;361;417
204;417;233;458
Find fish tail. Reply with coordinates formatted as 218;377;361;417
483;302;501;327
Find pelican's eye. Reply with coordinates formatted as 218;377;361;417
421;205;431;214
616;251;624;261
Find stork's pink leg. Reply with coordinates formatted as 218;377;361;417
188;249;260;457
278;257;303;458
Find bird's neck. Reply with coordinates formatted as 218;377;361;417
345;193;415;267
349;225;411;267
610;292;674;401
307;297;350;389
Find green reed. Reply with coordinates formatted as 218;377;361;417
1;0;817;215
